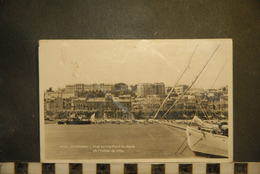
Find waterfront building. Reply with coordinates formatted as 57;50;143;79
174;85;189;95
143;95;163;113
44;98;63;113
75;83;85;92
136;83;165;97
64;83;113;93
112;83;129;96
114;83;128;91
71;96;132;118
64;85;76;93
154;83;165;96
84;83;113;92
45;87;76;99
44;83;229;118
61;90;76;98
44;90;62;99
131;98;145;112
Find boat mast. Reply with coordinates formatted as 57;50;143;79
196;56;228;119
153;44;198;119
160;45;220;119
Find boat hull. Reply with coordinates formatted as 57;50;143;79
66;120;91;124
186;126;228;157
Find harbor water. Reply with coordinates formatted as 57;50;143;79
44;123;199;160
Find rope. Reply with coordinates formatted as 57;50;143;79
153;44;198;119
175;137;187;155
162;45;221;118
196;56;228;119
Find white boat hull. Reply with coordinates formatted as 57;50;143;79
186;126;228;157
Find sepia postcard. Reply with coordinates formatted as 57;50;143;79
39;39;233;163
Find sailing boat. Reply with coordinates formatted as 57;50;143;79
90;113;96;124
103;112;111;123
186;88;229;157
66;113;92;124
153;44;229;157
184;48;229;157
186;116;228;157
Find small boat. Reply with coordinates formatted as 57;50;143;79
90;113;96;124
148;119;155;124
64;114;92;124
136;120;145;124
186;116;228;157
57;120;66;124
66;118;91;124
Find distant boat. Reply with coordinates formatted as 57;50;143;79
186;116;228;157
148;119;154;124
103;113;108;119
66;118;91;124
136;120;145;124
103;113;112;123
45;116;55;121
90;113;96;123
57;119;66;124
59;113;92;125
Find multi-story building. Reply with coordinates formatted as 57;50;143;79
44;90;62;99
131;98;146;112
44;83;229;118
84;83;113;92
154;83;165;96
132;95;162;113
136;83;147;97
75;83;85;92
71;95;132;118
61;91;76;98
142;95;163;113
136;83;165;97
174;85;189;95
44;98;63;113
64;85;76;93
45;88;75;99
63;83;113;97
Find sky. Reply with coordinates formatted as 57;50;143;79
39;39;232;91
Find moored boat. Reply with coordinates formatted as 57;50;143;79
186;116;228;157
66;118;91;124
58;113;92;125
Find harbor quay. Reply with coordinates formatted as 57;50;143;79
43;83;229;160
44;82;228;122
